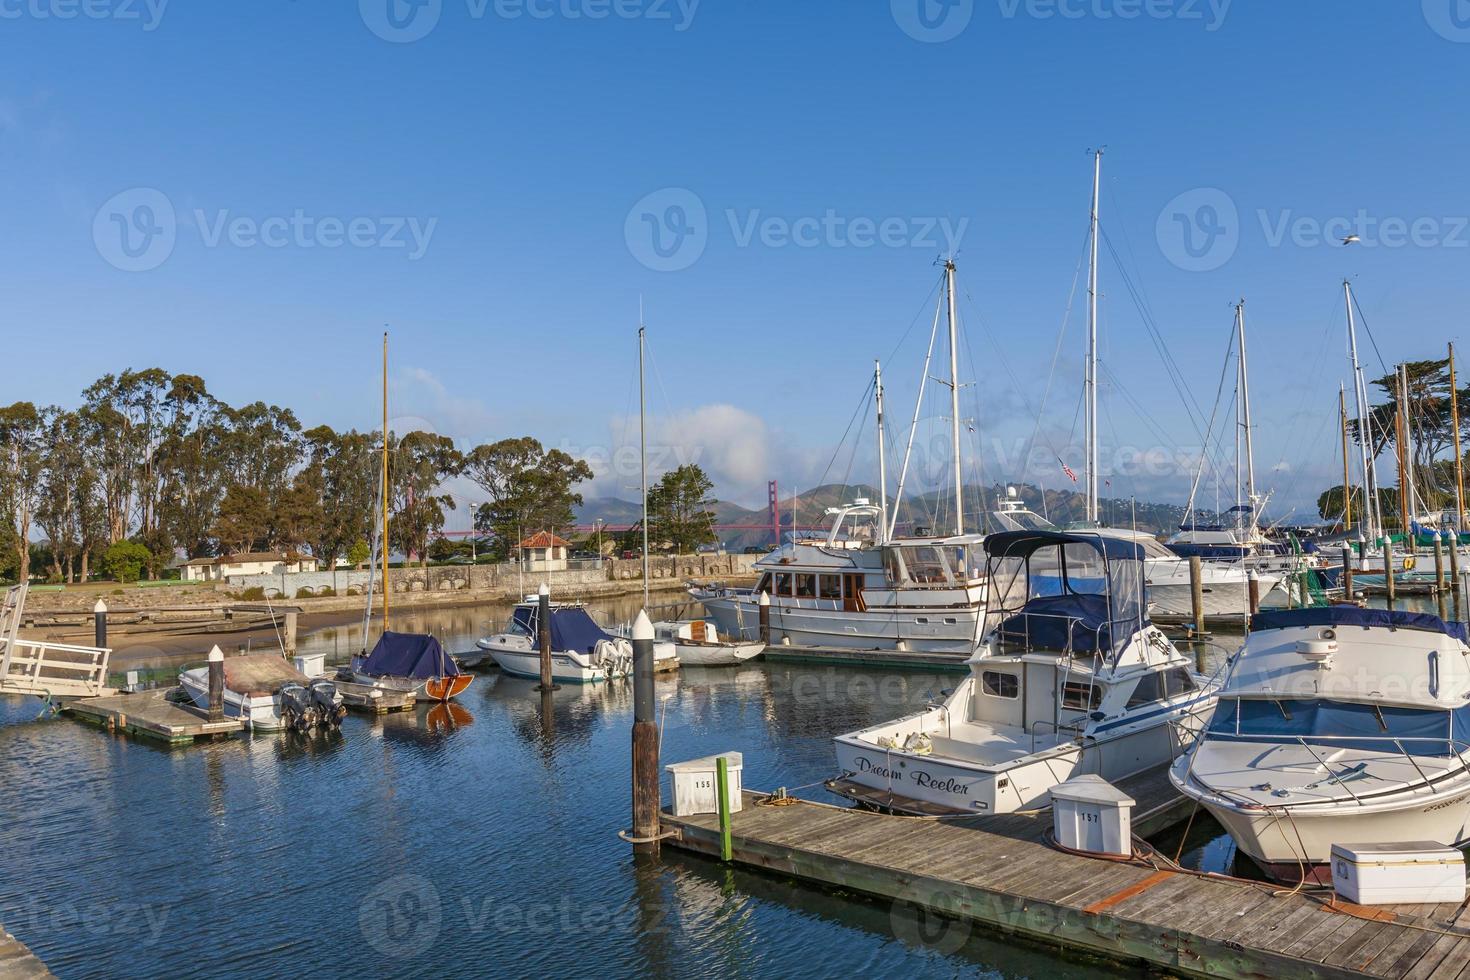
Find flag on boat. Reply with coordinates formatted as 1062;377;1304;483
1060;459;1077;483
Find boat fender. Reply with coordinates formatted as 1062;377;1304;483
903;732;934;756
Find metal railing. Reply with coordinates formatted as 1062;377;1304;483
0;638;113;698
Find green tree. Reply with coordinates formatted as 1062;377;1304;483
648;464;717;554
302;426;379;572
463;437;593;560
212;485;272;554
0;402;51;583
347;538;372;570
100;540;152;584
390;431;463;566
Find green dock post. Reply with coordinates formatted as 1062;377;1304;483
716;755;733;862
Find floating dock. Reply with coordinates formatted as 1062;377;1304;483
0;925;51;979
662;769;1470;978
64;689;244;744
760;643;968;673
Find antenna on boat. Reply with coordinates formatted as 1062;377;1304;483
1344;280;1380;542
1081;145;1105;525
382;329;391;635
638;319;650;609
874;359;890;544
944;258;963;536
1451;343;1465;532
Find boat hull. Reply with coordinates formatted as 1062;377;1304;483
485;647;630;684
700;593;982;653
179;669;288;731
349;670;472;702
673;641;764;667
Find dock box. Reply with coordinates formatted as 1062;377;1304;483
292;653;326;679
1050;775;1135;857
667;752;743;818
1331;842;1466;905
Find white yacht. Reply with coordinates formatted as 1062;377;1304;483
694;499;988;655
828;529;1218;815
990;489;1280;618
1169;606;1470;883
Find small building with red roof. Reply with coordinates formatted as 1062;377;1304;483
517;531;571;572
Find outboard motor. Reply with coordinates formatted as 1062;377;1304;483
277;683;318;732
309;680;346;727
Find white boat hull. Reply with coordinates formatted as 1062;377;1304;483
1147;572;1281;617
700;593;983;653
179;669;288;731
673;641;764;667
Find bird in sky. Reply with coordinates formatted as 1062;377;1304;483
1341;234;1362;245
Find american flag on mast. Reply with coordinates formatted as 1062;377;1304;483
1059;458;1077;483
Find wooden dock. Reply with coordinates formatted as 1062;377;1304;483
63;689;244;744
0;925;51;979
761;643;968;673
663;771;1470;978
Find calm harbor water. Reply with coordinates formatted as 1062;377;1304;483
0;593;1369;978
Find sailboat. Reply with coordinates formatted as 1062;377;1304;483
1064;151;1277;617
347;333;472;703
695;263;989;656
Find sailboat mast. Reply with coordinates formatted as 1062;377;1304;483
945;259;963;536
874;359;890;544
1236;300;1256;505
1340;384;1353;531
381;331;391;633
1085;149;1103;524
1345;281;1378;540
1397;365;1410;533
1452;342;1465;531
638;325;650;609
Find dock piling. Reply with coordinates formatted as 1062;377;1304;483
1187;557;1205;640
1384;539;1397;609
207;645;224;720
757;591;770;646
630;611;660;854
536;583;556;692
1246;569;1260;616
1341;543;1353;601
284;610;298;659
93;599;107;649
715;755;732;861
1436;534;1449;619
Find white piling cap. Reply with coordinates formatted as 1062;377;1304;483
538;582;550;597
632;610;654;641
93;599;107;613
208;645;224;663
758;591;770;607
1248;569;1259;581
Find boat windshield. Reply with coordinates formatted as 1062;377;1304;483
1205;698;1468;758
884;542;983;587
984;539;1146;660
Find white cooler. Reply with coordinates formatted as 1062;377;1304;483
1331;842;1466;905
666;752;743;818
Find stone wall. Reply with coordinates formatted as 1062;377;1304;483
222;554;757;600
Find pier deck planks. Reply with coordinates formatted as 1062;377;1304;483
663;768;1470;978
64;689;243;743
0;926;52;979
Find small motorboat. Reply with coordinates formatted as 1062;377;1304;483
350;631;472;702
653;619;763;667
180;653;344;732
828;529;1218;815
477;600;675;683
1170;606;1470;883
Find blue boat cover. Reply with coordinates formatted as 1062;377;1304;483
360;631;461;679
512;605;613;655
1249;606;1470;645
995;593;1114;655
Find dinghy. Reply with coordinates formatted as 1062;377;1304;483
653;619;763;667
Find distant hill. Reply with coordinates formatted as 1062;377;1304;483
577;482;1225;551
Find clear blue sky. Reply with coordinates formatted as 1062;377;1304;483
4;2;1468;523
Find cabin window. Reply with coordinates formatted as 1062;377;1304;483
1062;681;1102;710
755;573;773;595
1163;667;1197;698
819;574;842;600
795;574;817;598
981;671;1019;699
774;572;793;596
1126;672;1163;708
